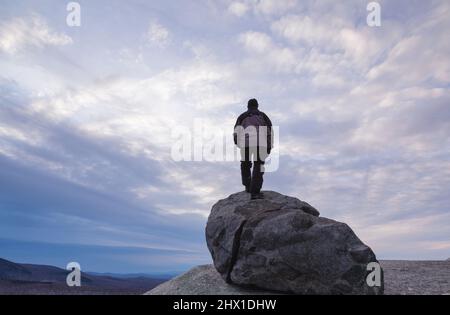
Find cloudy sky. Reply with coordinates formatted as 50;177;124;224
0;0;449;273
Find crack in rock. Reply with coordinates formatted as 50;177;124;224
225;219;247;284
225;206;285;284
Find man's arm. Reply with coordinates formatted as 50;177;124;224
262;112;273;151
233;115;242;145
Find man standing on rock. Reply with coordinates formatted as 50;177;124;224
233;98;273;200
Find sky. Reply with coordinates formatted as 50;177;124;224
0;0;449;273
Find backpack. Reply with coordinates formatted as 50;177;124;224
241;112;267;129
240;111;268;147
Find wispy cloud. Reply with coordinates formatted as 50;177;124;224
0;13;72;54
146;20;171;46
1;0;449;272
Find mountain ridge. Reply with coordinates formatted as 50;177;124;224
0;257;169;294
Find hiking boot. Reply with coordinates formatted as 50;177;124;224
245;185;251;193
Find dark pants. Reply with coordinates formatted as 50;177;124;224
240;147;267;194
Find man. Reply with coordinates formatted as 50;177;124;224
233;98;273;200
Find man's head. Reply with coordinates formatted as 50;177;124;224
247;98;259;110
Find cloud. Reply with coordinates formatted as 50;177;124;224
1;0;450;272
270;13;402;71
228;0;298;17
0;56;242;230
367;2;449;85
238;31;299;73
146;20;170;46
0;14;72;54
271;14;343;45
228;1;249;17
253;0;298;15
238;31;273;53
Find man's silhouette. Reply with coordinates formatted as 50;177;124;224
233;99;273;200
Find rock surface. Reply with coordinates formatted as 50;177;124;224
145;264;282;295
205;191;383;295
146;260;450;295
381;260;450;295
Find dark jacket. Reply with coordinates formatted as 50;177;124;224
233;108;273;149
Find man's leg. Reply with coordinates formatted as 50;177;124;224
240;147;252;192
250;147;266;198
250;161;264;193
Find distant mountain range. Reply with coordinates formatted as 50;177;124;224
0;257;172;294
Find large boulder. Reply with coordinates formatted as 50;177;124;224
205;191;383;295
